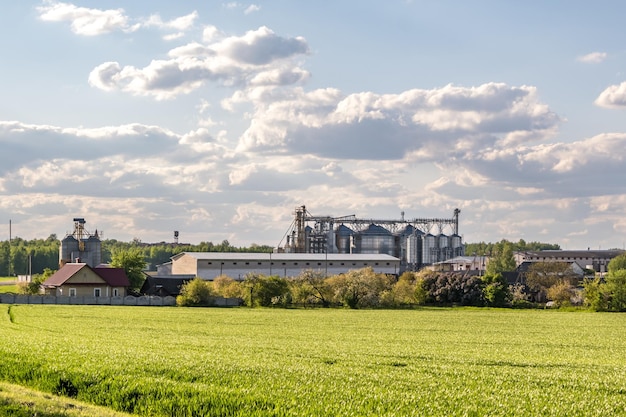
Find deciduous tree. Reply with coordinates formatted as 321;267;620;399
110;247;147;290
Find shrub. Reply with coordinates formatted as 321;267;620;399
482;273;511;307
546;280;575;307
176;278;215;307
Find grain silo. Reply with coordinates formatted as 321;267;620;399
59;218;102;267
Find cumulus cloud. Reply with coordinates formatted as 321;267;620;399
38;1;197;36
577;52;607;63
595;81;626;108
38;1;132;35
234;82;560;161
89;26;310;99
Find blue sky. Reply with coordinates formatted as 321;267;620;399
2;1;626;250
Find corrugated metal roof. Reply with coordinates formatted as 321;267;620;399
177;252;399;261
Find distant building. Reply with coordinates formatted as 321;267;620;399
429;256;488;273
515;250;624;274
59;218;102;268
140;275;195;297
168;252;401;280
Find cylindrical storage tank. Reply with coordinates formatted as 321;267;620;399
358;224;394;255
59;236;79;266
422;234;436;264
335;224;354;254
449;234;462;257
406;234;421;265
438;234;448;262
396;225;416;262
86;236;102;266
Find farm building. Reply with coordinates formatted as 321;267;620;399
514;249;625;274
166;252;401;280
140;275;195;297
42;263;130;297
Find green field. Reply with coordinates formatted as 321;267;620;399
1;306;626;416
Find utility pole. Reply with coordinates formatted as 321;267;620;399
8;220;12;277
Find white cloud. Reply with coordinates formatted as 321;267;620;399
38;1;197;36
234;82;560;161
89;26;310;99
595;81;626;108
38;1;132;35
577;52;607;64
244;5;261;15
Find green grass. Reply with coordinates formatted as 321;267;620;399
0;286;18;294
1;306;626;416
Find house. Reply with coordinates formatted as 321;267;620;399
140;275;195;297
42;263;130;297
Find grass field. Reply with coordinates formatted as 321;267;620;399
1;306;626;416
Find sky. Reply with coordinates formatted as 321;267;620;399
2;1;626;250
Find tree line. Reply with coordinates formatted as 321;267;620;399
177;268;513;309
178;252;626;311
0;237;273;276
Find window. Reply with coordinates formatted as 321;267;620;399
94;288;101;297
69;288;76;297
113;288;119;297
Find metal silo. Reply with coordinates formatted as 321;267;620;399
449;234;463;258
335;224;354;254
358;224;394;255
422;234;436;264
438;234;448;262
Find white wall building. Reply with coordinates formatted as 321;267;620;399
168;252;401;280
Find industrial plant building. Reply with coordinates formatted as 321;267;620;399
59;218;102;268
279;206;464;271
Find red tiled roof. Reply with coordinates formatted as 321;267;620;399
93;267;130;287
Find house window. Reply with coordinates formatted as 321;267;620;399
69;288;76;297
94;288;101;297
113;288;119;297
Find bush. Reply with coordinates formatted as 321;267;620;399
482;273;511;307
546;280;575;307
176;278;215;307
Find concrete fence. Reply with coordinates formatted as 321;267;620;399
0;294;243;307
